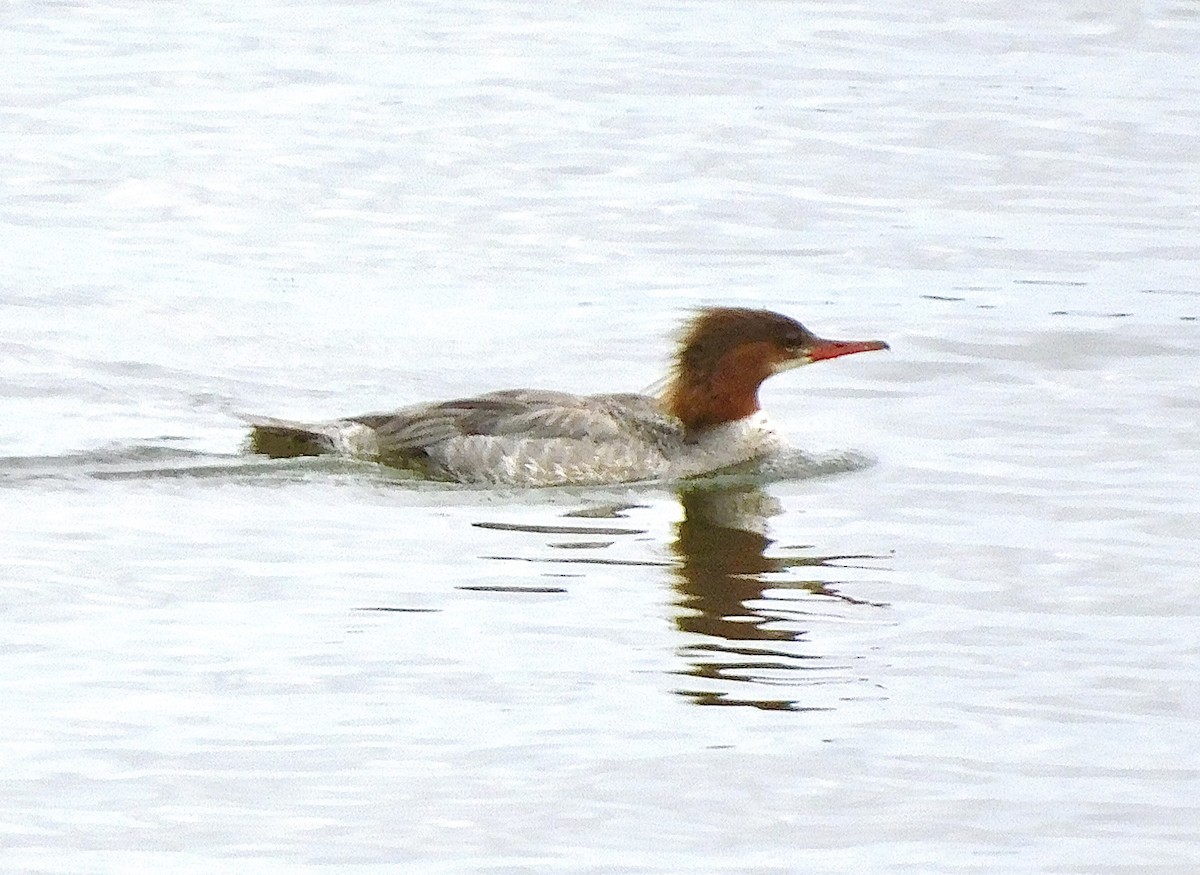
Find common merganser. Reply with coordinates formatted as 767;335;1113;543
245;307;888;486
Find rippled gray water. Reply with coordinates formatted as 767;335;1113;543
3;2;1199;872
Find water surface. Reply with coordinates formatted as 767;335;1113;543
3;1;1199;871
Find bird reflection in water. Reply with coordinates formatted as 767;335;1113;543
464;485;887;712
672;486;886;711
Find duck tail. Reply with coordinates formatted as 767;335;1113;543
243;416;338;458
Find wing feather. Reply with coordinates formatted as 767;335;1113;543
352;390;679;459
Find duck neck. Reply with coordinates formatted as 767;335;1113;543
663;343;774;434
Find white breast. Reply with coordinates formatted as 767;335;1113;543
665;411;785;480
